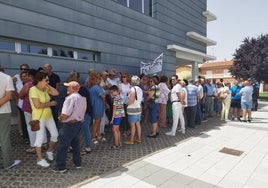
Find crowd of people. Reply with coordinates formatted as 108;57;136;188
0;63;260;172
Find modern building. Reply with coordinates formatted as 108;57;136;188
0;0;216;81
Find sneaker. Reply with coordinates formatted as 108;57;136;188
37;159;50;168
46;151;54;161
52;166;67;173
201;119;208;123
75;166;82;169
181;129;185;134
165;132;175;136
5;160;21;169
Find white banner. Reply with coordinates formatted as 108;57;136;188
140;53;163;75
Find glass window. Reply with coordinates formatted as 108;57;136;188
144;0;152;16
114;0;127;6
53;49;73;58
21;44;47;55
129;0;142;12
77;51;95;61
0;40;15;51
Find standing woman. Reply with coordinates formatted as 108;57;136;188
157;75;170;128
118;73;131;137
19;69;38;154
88;71;106;144
124;76;143;144
29;71;59;167
146;77;160;138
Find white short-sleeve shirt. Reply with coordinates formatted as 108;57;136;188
171;83;182;102
0;72;15;114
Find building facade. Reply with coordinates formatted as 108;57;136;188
0;0;216;81
199;60;235;83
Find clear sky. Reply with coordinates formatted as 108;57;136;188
207;0;268;61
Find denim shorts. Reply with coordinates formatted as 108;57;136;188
128;114;141;123
112;117;122;126
241;102;252;110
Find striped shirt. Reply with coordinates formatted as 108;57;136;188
113;95;125;118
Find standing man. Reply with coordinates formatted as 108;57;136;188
166;75;185;136
205;78;216;117
52;81;86;172
230;80;242;121
0;69;21;169
186;79;199;128
43;63;61;126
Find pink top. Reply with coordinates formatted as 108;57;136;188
22;81;34;113
158;82;170;104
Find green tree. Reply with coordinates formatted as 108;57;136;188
230;34;268;82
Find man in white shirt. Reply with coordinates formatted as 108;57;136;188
166;75;185;136
0;70;21;169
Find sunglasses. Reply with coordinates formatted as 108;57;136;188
20;68;28;70
122;76;127;78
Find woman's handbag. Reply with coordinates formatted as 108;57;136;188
29;109;44;132
29;120;40;131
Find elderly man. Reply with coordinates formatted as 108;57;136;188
0;70;21;169
52;81;86;172
43;63;61;126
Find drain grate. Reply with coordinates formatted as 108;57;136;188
219;147;244;156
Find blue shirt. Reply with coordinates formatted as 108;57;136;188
239;86;253;103
186;84;198;106
230;85;242;100
205;84;215;96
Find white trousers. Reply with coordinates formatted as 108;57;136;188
171;102;185;134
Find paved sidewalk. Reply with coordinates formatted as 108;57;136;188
75;102;268;188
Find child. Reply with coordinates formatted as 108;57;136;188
110;85;125;150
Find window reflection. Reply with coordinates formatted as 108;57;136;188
144;0;152;16
53;49;73;58
77;51;95;61
21;44;47;55
113;0;152;16
129;0;142;12
0;40;15;51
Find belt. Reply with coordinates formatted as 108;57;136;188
171;100;180;104
64;119;81;124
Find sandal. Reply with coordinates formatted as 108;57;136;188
81;149;91;155
92;138;99;144
110;145;120;150
26;147;36;154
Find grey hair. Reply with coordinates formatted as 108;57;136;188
131;75;140;86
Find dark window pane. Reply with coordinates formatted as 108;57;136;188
78;52;94;61
129;0;142;12
0;40;15;51
53;49;73;58
114;0;127;6
21;44;47;54
144;0;152;16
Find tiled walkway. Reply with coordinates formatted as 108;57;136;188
75;101;268;188
1;101;268;188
